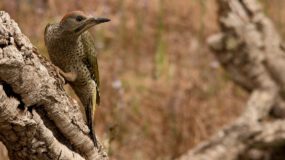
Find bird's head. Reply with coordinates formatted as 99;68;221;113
59;11;110;36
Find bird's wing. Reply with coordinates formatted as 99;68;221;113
81;32;100;105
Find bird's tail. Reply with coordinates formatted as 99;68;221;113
86;90;98;147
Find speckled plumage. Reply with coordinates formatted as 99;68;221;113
44;23;100;107
43;11;108;147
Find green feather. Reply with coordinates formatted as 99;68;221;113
81;32;101;105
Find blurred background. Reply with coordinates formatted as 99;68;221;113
0;0;284;160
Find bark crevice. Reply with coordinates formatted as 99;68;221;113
0;11;107;160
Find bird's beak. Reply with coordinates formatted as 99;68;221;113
93;17;111;24
75;17;110;35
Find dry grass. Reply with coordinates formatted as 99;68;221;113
0;0;283;160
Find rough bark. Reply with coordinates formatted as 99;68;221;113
179;0;285;160
0;11;107;160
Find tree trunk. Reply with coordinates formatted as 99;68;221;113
0;11;107;160
179;0;285;159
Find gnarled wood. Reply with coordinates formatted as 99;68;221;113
179;0;285;159
0;11;107;160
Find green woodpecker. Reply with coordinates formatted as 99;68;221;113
44;11;110;147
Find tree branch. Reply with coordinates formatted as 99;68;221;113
0;11;107;160
178;0;285;159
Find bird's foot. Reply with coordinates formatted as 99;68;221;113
54;66;77;82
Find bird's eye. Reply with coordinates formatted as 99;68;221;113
76;16;85;22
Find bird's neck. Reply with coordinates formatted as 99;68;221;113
53;24;81;42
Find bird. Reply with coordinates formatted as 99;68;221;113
44;11;110;147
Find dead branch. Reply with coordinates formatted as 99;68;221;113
179;0;285;159
0;11;107;160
